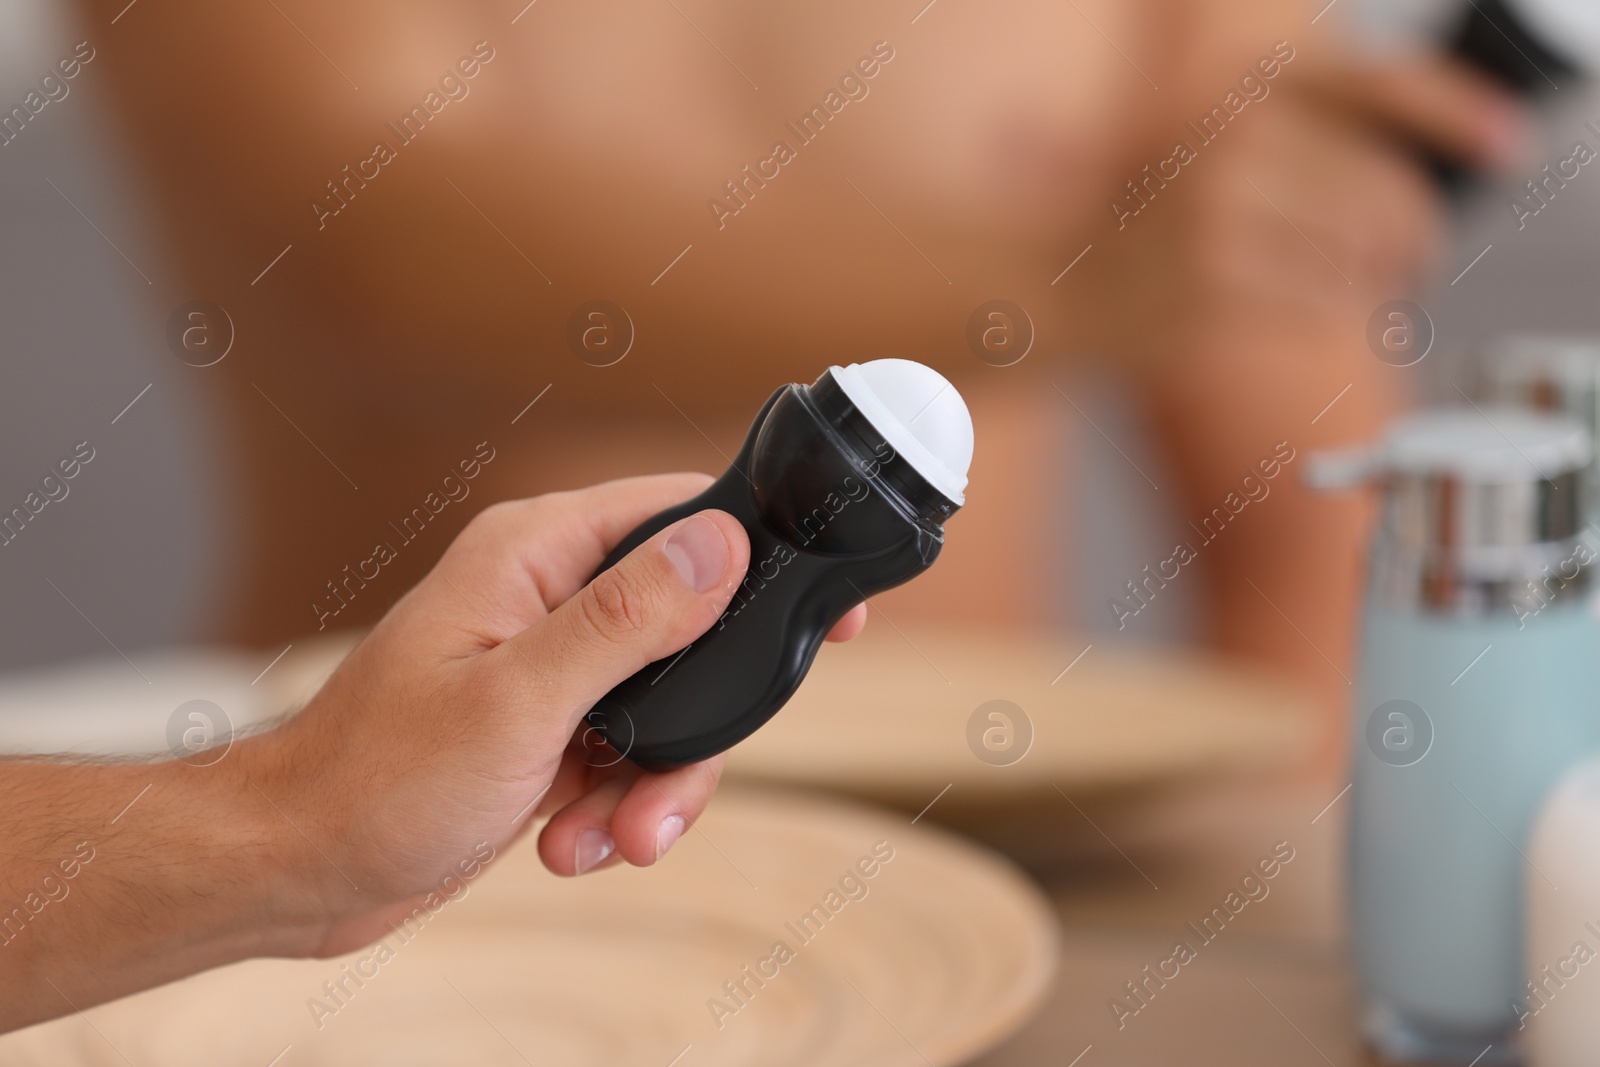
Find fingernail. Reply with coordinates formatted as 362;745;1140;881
664;515;729;593
656;814;686;861
1484;99;1532;172
575;828;615;874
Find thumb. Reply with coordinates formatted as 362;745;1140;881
488;509;750;729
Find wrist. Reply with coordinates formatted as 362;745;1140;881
126;733;335;961
224;724;357;955
0;738;339;1030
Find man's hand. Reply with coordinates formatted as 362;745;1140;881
0;474;866;1031
274;473;860;955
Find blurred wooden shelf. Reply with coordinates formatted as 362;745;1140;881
724;626;1318;809
264;626;1318;814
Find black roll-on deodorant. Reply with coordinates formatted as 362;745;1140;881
584;359;974;770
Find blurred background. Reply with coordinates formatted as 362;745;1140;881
4;0;1600;1062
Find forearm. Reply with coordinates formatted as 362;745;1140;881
0;736;325;1033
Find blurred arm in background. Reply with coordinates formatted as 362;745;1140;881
1078;44;1526;728
75;0;1522;730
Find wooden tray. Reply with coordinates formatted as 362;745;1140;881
0;788;1058;1067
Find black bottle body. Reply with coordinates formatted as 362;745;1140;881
585;376;957;769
